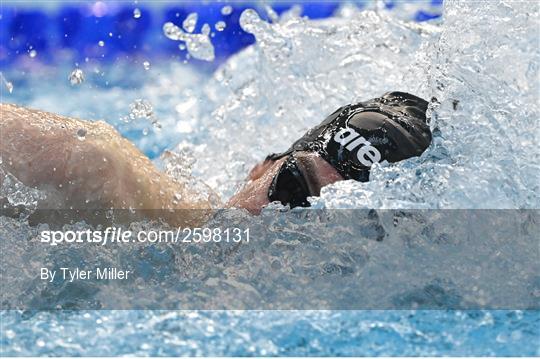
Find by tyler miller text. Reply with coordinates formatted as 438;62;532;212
41;267;131;282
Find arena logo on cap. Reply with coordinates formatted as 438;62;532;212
333;128;381;167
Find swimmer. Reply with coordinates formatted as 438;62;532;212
0;92;431;225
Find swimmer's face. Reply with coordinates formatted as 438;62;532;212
226;151;343;213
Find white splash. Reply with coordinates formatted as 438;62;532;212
183;12;198;33
68;68;84;85
128;99;161;129
163;21;215;62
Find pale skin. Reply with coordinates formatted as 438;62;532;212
0;103;343;225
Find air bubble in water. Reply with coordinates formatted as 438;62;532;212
98;40;105;47
133;8;141;19
221;5;233;16
29;50;37;58
143;61;150;70
76;128;87;140
183;13;198;33
179;44;186;50
68;68;85;85
215;21;226;32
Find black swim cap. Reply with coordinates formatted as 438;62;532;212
267;91;432;182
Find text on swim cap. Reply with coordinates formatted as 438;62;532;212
333;128;381;167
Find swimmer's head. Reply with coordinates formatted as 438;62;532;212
227;92;432;212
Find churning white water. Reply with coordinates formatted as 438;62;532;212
180;1;538;209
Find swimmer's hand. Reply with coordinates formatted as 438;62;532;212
0;104;214;226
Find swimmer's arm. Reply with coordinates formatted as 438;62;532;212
0;103;215;226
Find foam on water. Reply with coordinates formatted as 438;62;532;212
1;1;539;356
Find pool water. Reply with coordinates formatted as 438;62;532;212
2;310;539;356
1;1;539;356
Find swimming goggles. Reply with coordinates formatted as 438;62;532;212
267;154;311;208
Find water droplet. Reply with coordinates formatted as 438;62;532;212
202;23;211;36
29;49;37;58
128;99;161;128
0;73;13;93
179;44;186;50
68;68;85;85
239;9;263;34
76;128;87;140
142;128;149;136
185;34;215;61
183;13;198;33
108;32;113;37
215;21;226;32
129;99;154;119
98;40;105;47
163;22;186;41
143;61;150;70
133;8;141;19
163;22;215;62
161;149;195;180
221;5;233;16
265;5;279;23
36;339;45;347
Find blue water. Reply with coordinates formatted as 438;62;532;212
2;310;539;356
